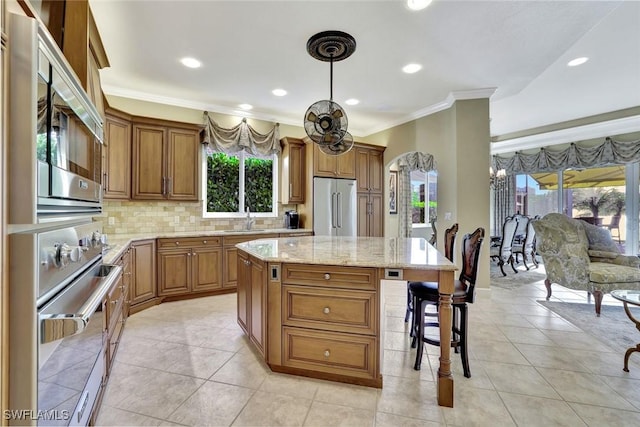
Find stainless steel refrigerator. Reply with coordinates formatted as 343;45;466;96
313;177;357;236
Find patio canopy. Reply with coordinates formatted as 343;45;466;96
530;165;626;189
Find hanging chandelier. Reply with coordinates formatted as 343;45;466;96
303;31;356;156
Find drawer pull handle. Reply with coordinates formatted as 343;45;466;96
324;273;330;280
324;350;330;358
323;307;330;314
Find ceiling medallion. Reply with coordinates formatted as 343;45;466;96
303;31;356;156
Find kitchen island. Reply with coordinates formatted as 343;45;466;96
236;235;458;407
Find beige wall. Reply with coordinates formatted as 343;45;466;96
364;99;492;288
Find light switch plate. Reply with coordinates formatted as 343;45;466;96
444;212;452;220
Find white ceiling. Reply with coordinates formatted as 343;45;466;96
89;0;640;138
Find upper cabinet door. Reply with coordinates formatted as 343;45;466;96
104;113;131;199
167;128;200;201
132;124;166;200
281;137;306;204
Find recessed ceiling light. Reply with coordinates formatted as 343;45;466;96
345;98;360;106
272;88;287;97
567;57;589;67
238;104;253;110
402;63;422;74
407;0;432;11
180;57;202;69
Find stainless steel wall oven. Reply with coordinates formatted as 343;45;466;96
8;12;103;225
7;12;115;427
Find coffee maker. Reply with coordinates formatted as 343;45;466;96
284;210;300;229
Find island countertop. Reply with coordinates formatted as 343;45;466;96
236;235;457;271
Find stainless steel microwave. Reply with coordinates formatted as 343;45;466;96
8;13;104;225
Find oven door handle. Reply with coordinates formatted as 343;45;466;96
39;264;122;344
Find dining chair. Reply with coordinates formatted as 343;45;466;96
490;216;519;276
606;214;622;243
512;216;539;270
406;223;458;332
409;227;485;376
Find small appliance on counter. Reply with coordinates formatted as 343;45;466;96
284;210;300;229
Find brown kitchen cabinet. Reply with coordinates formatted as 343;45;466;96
132;119;201;201
103;109;132;199
62;0;109;119
129;239;157;313
357;192;384;237
223;234;278;289
104;267;125;374
280;137;306;204
157;237;223;296
355;144;385;237
313;141;356;179
236;249;268;357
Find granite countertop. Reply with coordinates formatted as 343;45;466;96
236;235;457;270
102;228;313;264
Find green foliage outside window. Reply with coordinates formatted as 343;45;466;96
244;157;273;213
206;152;273;213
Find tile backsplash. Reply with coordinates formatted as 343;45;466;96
99;201;298;234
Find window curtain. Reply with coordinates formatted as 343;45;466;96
202;111;281;158
492;175;515;238
492;137;640;174
396;152;436;238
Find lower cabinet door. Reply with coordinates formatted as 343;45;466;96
282;327;377;379
157;249;190;296
192;247;223;292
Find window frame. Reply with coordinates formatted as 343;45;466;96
201;149;279;219
410;169;438;228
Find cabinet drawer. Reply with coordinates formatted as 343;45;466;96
282;327;377;380
108;308;124;367
223;234;279;246
282;264;377;291
283;285;376;335
157;237;221;249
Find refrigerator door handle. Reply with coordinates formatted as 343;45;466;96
337;192;342;228
331;192;337;229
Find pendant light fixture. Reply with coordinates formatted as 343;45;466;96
303;31;356;156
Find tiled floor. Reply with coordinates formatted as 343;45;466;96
97;269;640;426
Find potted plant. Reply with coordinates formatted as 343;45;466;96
571;188;613;225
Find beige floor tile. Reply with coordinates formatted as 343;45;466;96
499;392;586;427
382;349;435;381
498;325;557;346
166;380;255;426
425;355;496;391
537;367;637;410
541;330;615;353
105;365;205;419
374;411;442;427
440;385;516;426
523;315;583;332
313;380;379;411
482;361;561;399
599;375;640;410
569;402;640;427
259;373;320;400
231;390;311;426
95;406;183;426
303;401;375;427
210;353;269;389
376;376;444;423
472;340;530;365
515;343;591;372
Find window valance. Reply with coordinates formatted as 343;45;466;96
492;137;640;175
202;112;281;158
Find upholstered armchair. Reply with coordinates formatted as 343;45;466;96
532;213;640;316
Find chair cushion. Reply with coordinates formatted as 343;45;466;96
589;262;640;284
582;222;620;253
588;250;619;259
409;280;468;299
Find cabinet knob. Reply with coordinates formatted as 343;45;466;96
323;350;330;358
323;307;330;315
203;240;207;244
324;273;330;280
175;241;180;245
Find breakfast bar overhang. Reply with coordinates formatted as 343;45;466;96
236;235;458;407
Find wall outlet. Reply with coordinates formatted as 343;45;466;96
108;217;115;225
444;212;452;220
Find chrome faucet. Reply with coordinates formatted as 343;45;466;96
245;207;255;230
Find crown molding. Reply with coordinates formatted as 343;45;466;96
490;115;640;155
363;87;497;136
102;85;302;128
